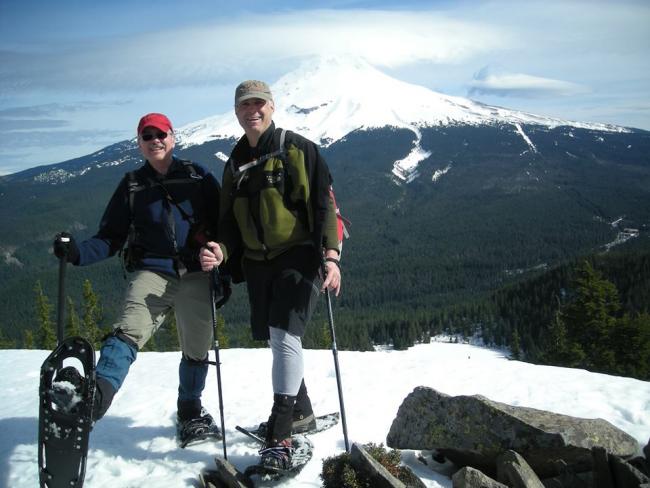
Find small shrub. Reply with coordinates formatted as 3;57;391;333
321;451;367;488
321;442;417;487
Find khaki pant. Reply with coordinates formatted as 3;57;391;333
113;270;213;360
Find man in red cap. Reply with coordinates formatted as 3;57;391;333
52;112;226;448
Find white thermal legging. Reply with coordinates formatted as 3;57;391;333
268;327;304;396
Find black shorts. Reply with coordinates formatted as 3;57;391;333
243;246;321;341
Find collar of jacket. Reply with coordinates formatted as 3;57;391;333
232;122;277;165
142;156;185;180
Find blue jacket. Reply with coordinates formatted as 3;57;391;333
76;157;220;278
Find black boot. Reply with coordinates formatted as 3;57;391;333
292;380;316;433
51;366;84;414
259;394;296;469
176;401;221;448
93;377;116;422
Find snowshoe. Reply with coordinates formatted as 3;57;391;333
247;411;339;439
38;336;96;488
177;407;222;448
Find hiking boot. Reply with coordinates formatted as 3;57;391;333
257;412;317;437
259;438;294;470
264;394;295;445
50;366;84;414
293;380;314;431
291;412;317;433
177;407;222;447
56;366;84;389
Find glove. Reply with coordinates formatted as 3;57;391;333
53;232;80;264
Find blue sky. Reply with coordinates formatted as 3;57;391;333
1;0;648;175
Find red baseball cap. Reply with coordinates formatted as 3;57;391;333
137;113;173;135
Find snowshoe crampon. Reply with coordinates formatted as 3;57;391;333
38;336;96;488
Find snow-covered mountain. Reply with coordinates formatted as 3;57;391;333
176;56;630;182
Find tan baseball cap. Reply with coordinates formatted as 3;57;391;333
234;80;273;106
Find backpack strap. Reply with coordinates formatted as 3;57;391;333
230;129;287;184
125;171;139;243
120;161;204;275
179;159;203;180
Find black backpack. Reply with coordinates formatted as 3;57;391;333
120;160;205;274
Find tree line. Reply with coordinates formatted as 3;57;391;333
0;278;227;353
2;246;648;381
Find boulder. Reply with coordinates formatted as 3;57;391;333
610;455;650;487
592;446;615;488
201;458;253;488
496;450;544;488
452;466;507;488
539;459;592;488
386;386;639;478
350;443;406;488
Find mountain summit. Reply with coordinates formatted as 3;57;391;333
177;56;629;182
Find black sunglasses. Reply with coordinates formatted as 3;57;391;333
140;131;169;141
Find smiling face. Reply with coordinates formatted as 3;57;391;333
138;127;175;173
235;98;275;147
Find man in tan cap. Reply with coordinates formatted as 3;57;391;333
200;80;342;470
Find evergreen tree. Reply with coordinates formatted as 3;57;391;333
510;328;521;360
142;332;157;352
0;329;15;348
215;313;229;349
23;329;35;349
611;313;650;380
160;314;180;351
65;297;81;338
34;280;56;350
561;261;620;372
82;279;102;347
304;321;332;350
542;308;586;367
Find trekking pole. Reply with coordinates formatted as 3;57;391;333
56;235;70;345
209;267;228;460
322;262;350;452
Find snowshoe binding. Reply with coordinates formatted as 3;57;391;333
177;407;222;448
244;433;313;482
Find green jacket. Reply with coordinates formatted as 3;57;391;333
219;123;339;272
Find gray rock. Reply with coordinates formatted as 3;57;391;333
629;456;650;477
350;443;406;488
496;450;545;488
592;446;616;488
452;466;508;488
610;454;650;487
386;386;638;478
203;458;253;488
540;459;592;488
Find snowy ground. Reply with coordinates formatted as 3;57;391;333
2;341;649;487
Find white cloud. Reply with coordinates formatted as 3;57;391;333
0;10;509;92
468;66;589;98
